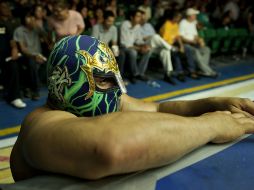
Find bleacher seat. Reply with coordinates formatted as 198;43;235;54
216;28;230;54
203;28;220;54
199;28;220;54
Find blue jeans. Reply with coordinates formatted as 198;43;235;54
119;47;152;76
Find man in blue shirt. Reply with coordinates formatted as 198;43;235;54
119;9;152;83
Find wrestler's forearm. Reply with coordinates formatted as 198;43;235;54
158;98;216;116
88;111;215;178
121;95;219;116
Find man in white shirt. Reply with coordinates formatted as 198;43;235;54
179;8;218;78
119;9;152;83
224;0;240;21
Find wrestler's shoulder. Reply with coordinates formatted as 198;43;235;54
22;105;77;129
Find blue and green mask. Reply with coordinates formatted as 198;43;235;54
47;35;127;117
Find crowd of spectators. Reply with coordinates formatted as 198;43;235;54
0;0;253;108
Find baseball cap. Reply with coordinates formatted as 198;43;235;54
186;8;200;16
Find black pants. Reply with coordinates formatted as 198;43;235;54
21;57;40;93
1;59;22;102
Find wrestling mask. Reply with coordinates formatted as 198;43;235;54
47;35;126;117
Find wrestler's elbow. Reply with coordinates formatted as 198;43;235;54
81;137;132;180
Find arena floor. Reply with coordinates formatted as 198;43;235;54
0;56;254;189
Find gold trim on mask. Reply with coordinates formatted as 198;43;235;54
77;42;120;100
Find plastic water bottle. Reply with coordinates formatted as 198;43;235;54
147;80;161;88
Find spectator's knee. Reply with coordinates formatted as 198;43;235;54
152;34;161;41
206;47;211;54
128;49;138;58
160;49;170;57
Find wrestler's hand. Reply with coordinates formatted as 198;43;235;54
211;97;254;119
202;111;254;143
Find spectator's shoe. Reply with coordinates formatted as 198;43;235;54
0;85;4;90
198;72;219;79
164;75;176;85
188;72;200;80
176;74;186;82
210;72;220;79
136;75;149;81
11;99;26;109
31;92;40;101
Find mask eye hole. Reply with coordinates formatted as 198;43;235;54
94;76;118;90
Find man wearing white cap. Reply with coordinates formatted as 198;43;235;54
179;8;218;78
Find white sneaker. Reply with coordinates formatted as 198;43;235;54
11;99;27;108
0;85;3;90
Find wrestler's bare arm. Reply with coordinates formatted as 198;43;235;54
18;107;254;180
120;94;254;117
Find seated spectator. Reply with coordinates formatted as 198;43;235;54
91;10;124;75
114;5;126;27
0;1;25;108
197;4;213;29
224;0;240;21
159;10;199;80
12;0;32;19
106;0;118;17
138;0;152;21
119;9;152;83
69;0;80;11
218;10;234;29
47;1;85;42
93;6;104;25
154;0;168;20
139;10;180;84
168;1;181;11
33;4;49;56
14;11;47;100
78;5;92;32
89;6;104;26
179;8;218;78
92;11;116;45
247;6;254;34
211;2;224;25
34;4;47;31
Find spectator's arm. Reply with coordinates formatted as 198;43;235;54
46;17;56;48
37;27;48;45
142;24;156;41
135;28;146;45
91;25;99;39
181;37;196;45
10;40;20;60
16;41;33;58
247;12;254;33
147;23;156;35
111;26;118;45
175;36;185;52
120;22;131;48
